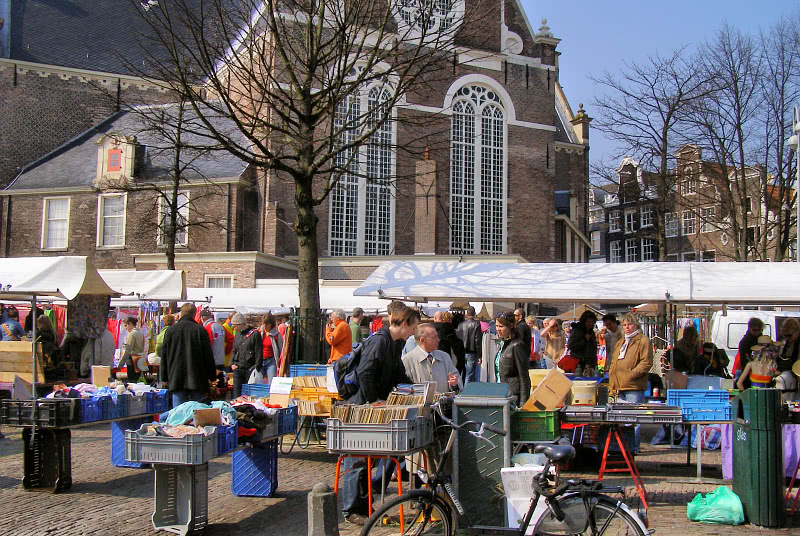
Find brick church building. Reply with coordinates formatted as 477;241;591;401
0;1;591;287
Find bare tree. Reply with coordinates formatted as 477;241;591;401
129;0;492;342
687;24;764;261
591;48;716;260
758;15;800;261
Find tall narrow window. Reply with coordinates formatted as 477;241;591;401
640;206;653;228
624;210;636;233
609;210;621;232
665;212;678;237
682;210;696;235
591;231;600;254
700;206;715;233
625;239;638;262
610;240;622;263
97;194;126;247
159;191;189;247
641;239;656;261
42;197;70;249
329;84;394;256
450;84;505;254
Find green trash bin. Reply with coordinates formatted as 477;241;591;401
732;389;784;528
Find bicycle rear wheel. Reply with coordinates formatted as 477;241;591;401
360;490;454;536
533;495;646;536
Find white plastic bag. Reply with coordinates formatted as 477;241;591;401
247;367;266;384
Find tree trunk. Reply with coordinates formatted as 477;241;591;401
295;175;322;363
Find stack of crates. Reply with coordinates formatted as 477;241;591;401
667;389;731;422
231;440;278;497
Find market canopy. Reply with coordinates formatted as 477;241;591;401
185;282;452;315
0;256;118;300
100;269;186;301
353;261;800;305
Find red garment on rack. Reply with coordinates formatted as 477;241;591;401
52;305;67;341
107;318;121;347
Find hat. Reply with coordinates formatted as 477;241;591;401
200;309;212;318
792;360;800;378
231;312;246;325
751;335;775;352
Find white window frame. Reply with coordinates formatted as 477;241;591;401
701;250;716;262
681;177;697;196
329;81;397;256
745;196;752;214
640;205;653;228
609;210;621;233
41;197;71;250
641;239;656;261
624;209;636;234
700;206;715;233
158;191;189;247
449;83;507;255
96;193;127;248
682;251;698;262
665;212;679;237
625;238;638;262
666;253;679;262
610;240;622;263
204;274;234;288
682;209;696;236
591;231;601;254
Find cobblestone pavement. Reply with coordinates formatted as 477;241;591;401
0;425;799;535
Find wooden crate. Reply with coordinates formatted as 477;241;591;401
0;341;45;383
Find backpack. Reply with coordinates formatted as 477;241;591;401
334;342;363;400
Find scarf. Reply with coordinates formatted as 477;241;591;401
618;329;640;361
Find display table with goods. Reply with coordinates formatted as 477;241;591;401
0;383;170;492
123;399;296;534
327;384;436;517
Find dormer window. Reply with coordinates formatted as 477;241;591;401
108;149;122;172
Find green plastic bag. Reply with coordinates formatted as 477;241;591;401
687;486;745;525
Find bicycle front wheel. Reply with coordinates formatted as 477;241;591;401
533;495;646;536
361;490;454;536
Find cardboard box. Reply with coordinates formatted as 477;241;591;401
193;408;222;426
91;365;111;387
565;380;598;405
523;368;572;411
501;466;551;534
664;372;688;390
529;369;549;390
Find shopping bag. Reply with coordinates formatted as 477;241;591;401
247;367;267;384
686;486;744;525
557;347;579;373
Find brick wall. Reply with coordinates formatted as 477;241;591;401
0;63;175;187
2;184;231;266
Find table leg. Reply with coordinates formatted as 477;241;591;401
696;424;703;482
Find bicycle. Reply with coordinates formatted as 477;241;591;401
360;402;650;536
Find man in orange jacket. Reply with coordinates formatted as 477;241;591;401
325;309;352;363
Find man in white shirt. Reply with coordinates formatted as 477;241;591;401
402;323;462;393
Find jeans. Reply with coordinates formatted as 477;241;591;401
123;356;140;383
617;390;645;404
464;352;479;384
340;457;363;516
232;368;249;398
170;389;207;408
262;358;277;385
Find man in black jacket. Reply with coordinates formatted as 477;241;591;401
341;304;420;525
161;303;217;407
229;312;264;398
568;311;599;375
514;308;532;356
456;306;483;384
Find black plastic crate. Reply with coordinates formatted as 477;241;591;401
22;428;72;492
2;399;80;427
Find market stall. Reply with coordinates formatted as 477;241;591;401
354;260;800;526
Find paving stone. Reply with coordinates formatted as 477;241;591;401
0;425;797;535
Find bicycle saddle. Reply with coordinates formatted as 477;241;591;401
534;444;575;462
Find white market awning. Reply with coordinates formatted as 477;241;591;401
0;256;118;300
100;269;186;301
353;260;800;305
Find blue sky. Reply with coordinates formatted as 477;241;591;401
520;0;799;175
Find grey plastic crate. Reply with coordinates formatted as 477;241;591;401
326;415;433;454
127;394;147;417
605;404;683;424
560;406;608;423
152;463;208;535
126;424;217;465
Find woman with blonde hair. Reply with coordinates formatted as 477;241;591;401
608;314;653;403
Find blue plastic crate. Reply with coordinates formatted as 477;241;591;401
241;384;271;397
216;424;238;455
289;364;328;377
231;440;278;497
667;389;731;422
146;390;170;414
278;406;298;435
112;417;152;468
80;397;102;423
96;394;129;420
679;402;732;422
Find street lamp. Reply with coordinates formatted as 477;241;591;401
788;105;800;263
